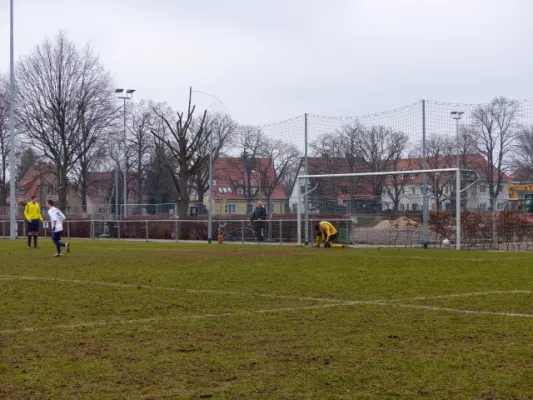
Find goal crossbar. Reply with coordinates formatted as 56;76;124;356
296;167;472;250
298;167;475;180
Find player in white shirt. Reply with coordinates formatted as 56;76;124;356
46;200;70;257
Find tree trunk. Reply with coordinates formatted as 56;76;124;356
137;157;143;206
81;164;88;213
56;165;69;211
491;196;498;247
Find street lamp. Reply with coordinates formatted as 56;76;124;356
450;111;464;169
450;111;464;251
115;88;135;218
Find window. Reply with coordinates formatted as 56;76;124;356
411;187;416;195
409;173;417;180
386;175;393;180
218;188;223;193
47;186;54;195
400;204;405;211
479;185;486;193
269;203;276;213
400;174;405;180
480;203;487;210
499;185;503;193
247;204;254;214
497;203;506;210
224;204;236;214
237;187;244;194
412;203;418;211
340;186;348;194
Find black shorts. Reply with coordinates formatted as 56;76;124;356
28;220;40;233
52;231;63;242
327;233;338;243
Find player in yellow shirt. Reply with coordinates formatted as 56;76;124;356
24;196;44;249
315;221;346;248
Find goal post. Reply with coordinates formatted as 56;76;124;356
296;168;477;250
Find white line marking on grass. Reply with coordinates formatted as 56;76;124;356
0;274;344;303
0;300;376;335
3;295;533;335
360;255;533;262
385;290;533;303
376;302;533;319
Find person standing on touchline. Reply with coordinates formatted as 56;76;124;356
24;195;43;249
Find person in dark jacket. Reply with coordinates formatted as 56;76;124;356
250;201;267;243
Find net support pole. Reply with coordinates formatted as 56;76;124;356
421;100;428;248
296;177;302;246
456;167;461;250
208;130;214;243
304;113;309;246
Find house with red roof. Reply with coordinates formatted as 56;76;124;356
203;157;288;215
6;163;82;216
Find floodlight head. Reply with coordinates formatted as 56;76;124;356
115;88;124;94
451;111;464;120
126;89;136;94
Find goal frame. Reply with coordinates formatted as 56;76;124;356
296;167;475;250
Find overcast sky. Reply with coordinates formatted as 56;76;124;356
1;0;532;125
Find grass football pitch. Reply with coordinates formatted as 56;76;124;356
1;240;533;399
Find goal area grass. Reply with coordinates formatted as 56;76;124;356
1;241;533;399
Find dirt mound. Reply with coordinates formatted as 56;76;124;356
372;217;422;230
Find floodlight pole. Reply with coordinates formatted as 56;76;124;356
115;88;135;218
9;0;16;239
451;111;464;251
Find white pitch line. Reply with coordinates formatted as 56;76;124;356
384;290;533;303
0;274;344;303
358;255;533;262
378;302;533;319
3;295;533;335
0;300;372;335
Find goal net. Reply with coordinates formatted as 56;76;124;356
295;168;479;250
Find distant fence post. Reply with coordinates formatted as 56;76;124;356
279;220;282;245
118;220;121;240
241;220;244;244
67;221;70;239
146;220;149;242
175;219;178;242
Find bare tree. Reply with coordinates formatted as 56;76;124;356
0;76;9;207
228;126;266;210
15;32;116;208
354;126;409;210
151;89;209;219
512;126;533;181
416;135;456;211
257;140;301;213
382;158;414;212
192;112;238;203
470;97;519;211
72;50;118;212
15;147;40;181
128;100;155;206
470;97;519;245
